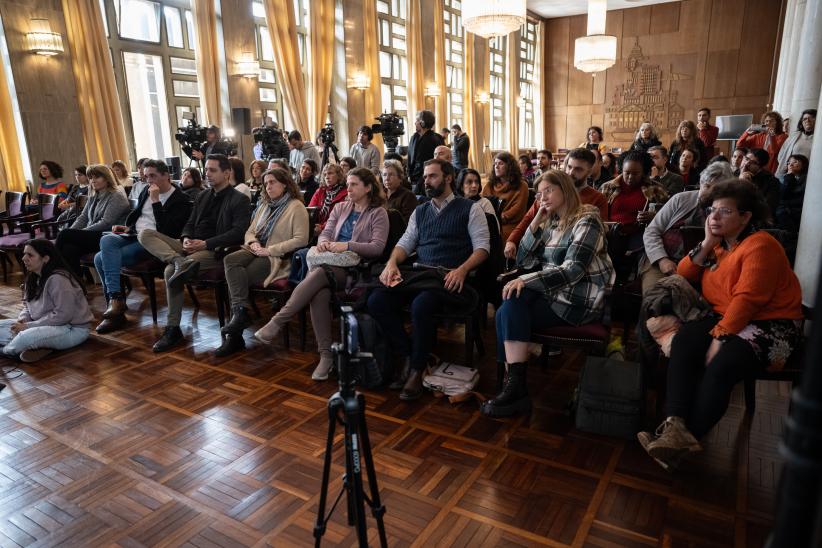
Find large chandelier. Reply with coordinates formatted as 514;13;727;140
574;0;617;73
463;0;526;38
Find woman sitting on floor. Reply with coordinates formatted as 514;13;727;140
0;240;93;363
637;180;803;471
217;168;310;357
483;171;614;417
253;167;388;381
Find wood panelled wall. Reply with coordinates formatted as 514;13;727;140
543;0;784;152
0;0;85;186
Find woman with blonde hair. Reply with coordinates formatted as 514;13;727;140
630;122;662;153
247;159;267;191
55;164;130;275
668;120;707;173
308;163;348;235
217;168;310;357
483;170;614;417
110;160;133;189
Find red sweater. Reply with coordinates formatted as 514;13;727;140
607;182;646;225
736;132;788;174
677;231;803;342
308;185;348;229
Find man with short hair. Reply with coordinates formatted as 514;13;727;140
408;110;445;194
504;148;607;259
731;146;747;176
139;154;251;352
95;159;193;334
349;125;381;176
191;126;232;161
739;148;780;219
533;149;553;179
367;158;490;400
439;127;450;145
696;108;718;153
451;124;470;172
287;130;322;171
648;146;685;195
434;145;452;163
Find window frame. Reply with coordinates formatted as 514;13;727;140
377;0;409;144
489;35;507;151
443;0;464;129
518;19;539;149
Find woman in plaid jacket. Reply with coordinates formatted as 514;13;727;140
482;171;615;417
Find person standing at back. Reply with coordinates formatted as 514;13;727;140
408;110;444;194
349;125;382;177
451;124;470;172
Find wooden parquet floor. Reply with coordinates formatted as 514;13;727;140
0;273;787;547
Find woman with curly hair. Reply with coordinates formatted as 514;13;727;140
736;111;788;174
668;120;707;173
481;152;529;240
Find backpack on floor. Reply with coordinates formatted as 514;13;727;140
573;356;644;440
423;359;482;404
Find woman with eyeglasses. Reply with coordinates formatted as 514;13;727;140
637;180;803;471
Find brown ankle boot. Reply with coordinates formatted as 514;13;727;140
102;297;127;319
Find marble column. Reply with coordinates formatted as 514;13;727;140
789;0;822;122
793;81;822;306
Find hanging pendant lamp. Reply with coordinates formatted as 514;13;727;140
463;0;526;38
574;0;617;73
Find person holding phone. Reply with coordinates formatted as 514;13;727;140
735;111;787;174
93;159;193;333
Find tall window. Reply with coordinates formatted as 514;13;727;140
377;0;408;142
253;1;284;128
489;35;507;150
102;0;199;162
518;19;538;148
443;0;464;128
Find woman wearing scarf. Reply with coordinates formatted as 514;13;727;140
218;168;310;357
308;163;348;236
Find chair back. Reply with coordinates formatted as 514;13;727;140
37;193;61;221
380;208;407;263
5;191;27;217
306;206;318;240
475;212;506;308
129;197;139;210
75;193;90;214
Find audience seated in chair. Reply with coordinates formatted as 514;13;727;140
367;158;489;400
308;163;348;237
481;152;530;241
55;165;90;225
504;147;607;261
484;171;614;417
254;167;389;380
55;164;130;276
668;120;707;174
229;157;252;199
775;109;815;179
382;159;417;224
676;149;700;189
648;146;684;196
457;168;499;232
37;161;69;201
0;240;93;363
637;181;804;471
629;122;662;153
298;159;319;205
738;148;781;221
138;154;251;353
180;167;204;200
94;159;193;334
216;168;310;357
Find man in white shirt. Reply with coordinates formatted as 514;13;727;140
349;125;382;176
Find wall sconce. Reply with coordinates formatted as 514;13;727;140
516;96;526;109
348;74;370;90
234;53;260;79
424;84;441;97
476;92;490;104
26;19;64;56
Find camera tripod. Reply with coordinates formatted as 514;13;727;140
321;142;339;168
313;341;387;548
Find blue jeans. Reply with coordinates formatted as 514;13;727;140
94;233;151;295
495;288;569;362
0;319;89;356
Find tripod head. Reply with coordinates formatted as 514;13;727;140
333;306;378;398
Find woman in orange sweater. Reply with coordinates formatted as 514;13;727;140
481;152;530;241
637;180;803;470
735;111;788;174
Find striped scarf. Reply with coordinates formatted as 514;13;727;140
320;184;344;222
254;195;291;243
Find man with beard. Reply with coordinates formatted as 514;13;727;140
504;147;607;259
367;159;490;401
739;147;780;221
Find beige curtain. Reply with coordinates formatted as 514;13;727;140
406;0;425;123
432;0;448;131
479;37;492;175
463;31;479;170
507;31;520;156
191;0;222;126
362;0;383;150
0;52;25;192
308;0;335;138
264;0;310;136
61;0;128;165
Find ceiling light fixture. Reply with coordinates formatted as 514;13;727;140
574;0;617;74
463;0;526;38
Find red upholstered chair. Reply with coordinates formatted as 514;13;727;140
0;193;61;281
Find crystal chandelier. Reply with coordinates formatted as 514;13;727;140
574;0;617;73
463;0;526;38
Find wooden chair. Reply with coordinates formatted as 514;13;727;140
0;194;62;281
120;256;200;323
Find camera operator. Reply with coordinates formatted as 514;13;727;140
350;125;382;177
191;126;232;161
288;130;322;171
408;110;445;195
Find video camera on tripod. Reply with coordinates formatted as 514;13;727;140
175;113;238;160
371;112;405;155
317;122;339;167
252;119;290;161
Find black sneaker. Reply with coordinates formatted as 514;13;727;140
153;326;185;353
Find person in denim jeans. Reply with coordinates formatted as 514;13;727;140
0;240;93;363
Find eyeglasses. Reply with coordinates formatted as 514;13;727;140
705;206;743;218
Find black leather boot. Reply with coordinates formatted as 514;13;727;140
480;362;531;417
221;306;252;336
215;334;246;358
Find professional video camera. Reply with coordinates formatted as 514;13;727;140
175;112;208;159
252;120;290;161
371;112;405;155
317;122;339;167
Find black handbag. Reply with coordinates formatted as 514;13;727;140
573;356;644;440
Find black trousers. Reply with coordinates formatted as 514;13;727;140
55;229;104;276
665;316;762;438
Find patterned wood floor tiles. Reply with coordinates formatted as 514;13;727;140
0;277;789;546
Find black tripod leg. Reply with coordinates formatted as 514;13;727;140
357;394;388;548
314;396;341;546
344;416;370;547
